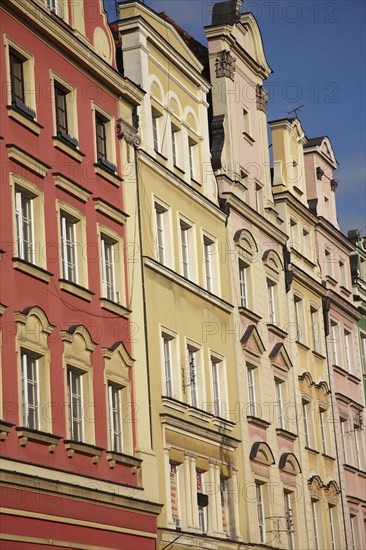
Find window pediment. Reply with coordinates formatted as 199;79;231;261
308;474;323;493
234;229;258;261
279;452;301;475
241;324;265;358
103;341;134;386
314;380;330;396
269;343;293;373
61;325;96;352
250;441;275;466
15;306;55;350
262;249;283;273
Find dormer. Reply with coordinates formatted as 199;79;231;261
270;118;308;204
303;136;339;228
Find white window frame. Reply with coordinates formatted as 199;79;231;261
328;504;336;550
344;329;352;373
15;189;35;264
188;138;197;181
108;382;123;453
340;417;349;464
68;367;84;442
247;367;257;417
267;279;276;324
310;307;319;351
360;332;366;375
170;462;181;528
319;407;328;454
275;379;285;429
330;321;339;367
202;232;219;294
60;212;78;283
162;334;173;398
180;220;190;279
350;514;359;550
256;483;266;543
302;400;312;448
101;234;117;302
197;471;208;534
294;295;303;342
47;0;59;15
21;351;40;430
311;499;320;550
239;260;248;308
284;491;294;550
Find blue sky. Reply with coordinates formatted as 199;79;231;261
106;0;365;235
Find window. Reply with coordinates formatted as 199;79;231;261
275;379;285;429
311;499;320;550
67;368;84;441
197;472;208;534
254;182;262;213
256;483;266;543
284;492;294;550
344;330;352;372
180;221;190;279
188;347;197;407
350;514;360;550
203;235;217;293
21;352;39;430
170;463;180;528
15;188;34;263
302;400;312;448
55;84;68;135
330;321;339;366
325;247;333;278
239;261;249;308
94;108;116;173
162;334;173;398
294;295;303;342
319;407;328;454
310;307;319;351
108;383;123;453
47;0;58;14
60;212;78;283
340;418;349;464
154;201;172;266
302;227;310;258
152;109;161;152
10;48;25;107
339;260;347;287
354;425;363;470
242;107;251;136
188;138;197;180
267;280;276;324
221;477;230;536
324;196;330;218
171;124;179;166
328;505;336;550
247;367;257;417
360;332;366;375
101;234;117;302
211;356;223;417
290;218;298;248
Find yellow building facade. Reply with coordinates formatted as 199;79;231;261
119;3;243;547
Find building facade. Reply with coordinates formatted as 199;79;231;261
304;137;366;550
0;0;161;547
118;2;244;548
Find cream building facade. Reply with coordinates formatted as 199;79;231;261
118;2;243;548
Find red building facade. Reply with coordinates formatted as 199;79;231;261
0;0;160;547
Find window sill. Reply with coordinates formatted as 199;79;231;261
173;164;185;176
53;136;85;163
243;131;255;145
155;150;168;162
94;164;122;187
293;185;303;196
162;397;187;415
296;340;310;351
312;350;326;360
100;298;131;318
305;446;320;455
190;177;201;186
7;105;43;136
340;285;352;297
212;416;235;433
64;440;104;463
59;279;94;302
267;323;288;339
53;173;92;203
325;274;337;287
238;306;262;323
276;428;297;441
106;451;142;471
16;427;61;453
322;453;336;461
7;144;51;178
333;364;361;383
0;420;15;441
188;407;212;424
13;258;53;283
247;416;270;429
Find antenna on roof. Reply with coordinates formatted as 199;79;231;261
288;105;304;118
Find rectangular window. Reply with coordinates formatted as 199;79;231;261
170;463;180;528
239;261;248;308
255;183;262;213
155;204;166;264
267;280;276;324
319;408;327;454
294;296;303;342
247;367;257;417
284;492;294;550
15;189;34;263
211;358;220;417
325;248;333;278
180;221;190;279
242;107;250;135
350;514;359;550
188;139;196;180
68;368;83;441
108;383;123;453
302;401;311;448
188;347;198;408
290;218;298;247
152;111;160;152
339;260;346;287
101;235;116;302
197;472;208;534
354;425;362;470
330;321;339;366
328;505;336;550
311;500;320;550
96;112;107;161
21;352;39;430
162;335;173;398
340;418;349;464
203;236;214;292
55;84;68;135
10;48;25;106
311;307;319;351
344;330;352;372
275;379;285;429
171;124;178;166
221;477;229;535
60;212;78;283
256;483;266;543
360;333;366;375
47;0;58;14
302;227;310;258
